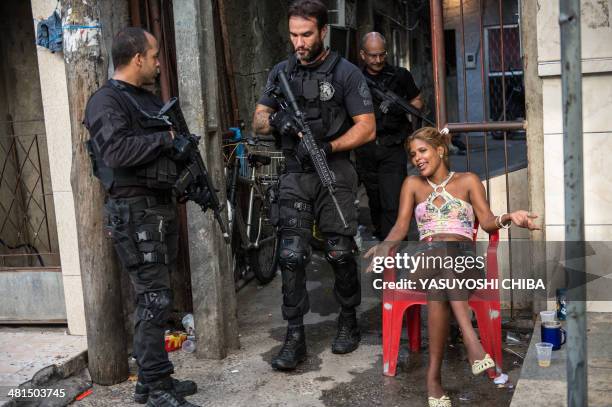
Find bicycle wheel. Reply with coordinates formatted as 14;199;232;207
247;196;279;284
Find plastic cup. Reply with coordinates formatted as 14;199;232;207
182;337;196;353
540;310;556;323
536;342;553;367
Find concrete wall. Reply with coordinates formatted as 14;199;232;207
537;0;612;312
31;0;86;334
223;0;289;128
475;169;532;309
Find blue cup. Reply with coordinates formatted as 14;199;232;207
541;321;566;350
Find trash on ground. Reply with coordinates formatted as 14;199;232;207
165;331;188;352
504;347;525;359
506;331;521;344
182;314;195;335
75;389;93;400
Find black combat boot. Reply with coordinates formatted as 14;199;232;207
331;311;361;354
145;377;200;407
135;377;197;404
271;325;307;371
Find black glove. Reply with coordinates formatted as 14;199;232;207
269;111;299;138
296;140;332;165
169;135;196;162
187;184;212;211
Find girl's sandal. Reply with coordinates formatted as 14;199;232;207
472;353;495;375
428;395;452;407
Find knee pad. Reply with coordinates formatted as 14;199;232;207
325;235;355;266
278;234;311;272
137;289;173;323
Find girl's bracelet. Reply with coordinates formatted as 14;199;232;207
496;213;511;229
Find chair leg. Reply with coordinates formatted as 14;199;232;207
490;302;503;371
407;305;421;352
382;301;407;377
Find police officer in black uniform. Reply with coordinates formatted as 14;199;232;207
356;32;424;240
84;27;199;407
252;0;375;371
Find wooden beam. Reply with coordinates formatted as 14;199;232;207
172;0;239;359
61;0;128;385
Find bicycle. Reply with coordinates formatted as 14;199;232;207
223;127;282;288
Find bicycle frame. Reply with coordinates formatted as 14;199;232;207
226;129;274;251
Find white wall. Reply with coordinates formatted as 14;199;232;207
31;0;86;335
537;0;612;312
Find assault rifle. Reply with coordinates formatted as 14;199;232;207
364;76;435;127
158;98;231;243
270;70;348;229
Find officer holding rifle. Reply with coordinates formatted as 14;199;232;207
357;32;426;240
252;0;375;371
84;27;213;407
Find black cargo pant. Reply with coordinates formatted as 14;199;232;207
355;138;407;239
104;195;178;383
277;158;361;320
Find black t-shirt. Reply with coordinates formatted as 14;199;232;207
363;64;420;102
258;55;374;118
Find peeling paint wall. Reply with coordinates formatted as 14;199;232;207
223;0;289;128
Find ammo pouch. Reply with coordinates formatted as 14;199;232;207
104;199;171;269
104;201;141;269
134;156;179;190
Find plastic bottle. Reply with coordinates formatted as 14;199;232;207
182;314;195;335
182;337;196;353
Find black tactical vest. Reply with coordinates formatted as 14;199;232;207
86;81;178;193
279;52;351;153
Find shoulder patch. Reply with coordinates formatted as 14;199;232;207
358;80;372;105
359;80;371;98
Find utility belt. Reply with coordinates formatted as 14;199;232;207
109;186;174;200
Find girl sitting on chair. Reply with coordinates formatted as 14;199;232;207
365;127;539;407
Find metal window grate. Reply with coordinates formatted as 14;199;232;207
0;119;59;269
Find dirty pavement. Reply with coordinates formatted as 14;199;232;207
75;246;526;407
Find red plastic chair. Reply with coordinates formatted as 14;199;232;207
381;222;501;378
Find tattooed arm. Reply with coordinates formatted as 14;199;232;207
252;104;275;135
